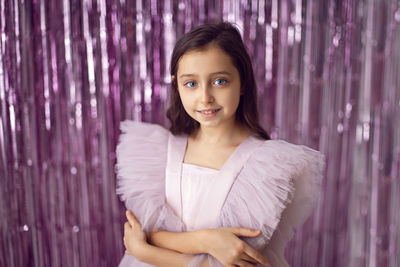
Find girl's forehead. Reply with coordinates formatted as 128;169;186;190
177;45;237;75
181;44;226;58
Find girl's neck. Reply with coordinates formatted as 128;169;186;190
192;121;251;146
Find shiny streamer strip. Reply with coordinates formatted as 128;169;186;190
0;1;399;267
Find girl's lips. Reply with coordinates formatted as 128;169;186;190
198;108;220;112
197;108;221;118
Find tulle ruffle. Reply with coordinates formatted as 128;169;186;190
116;120;186;267
219;140;298;251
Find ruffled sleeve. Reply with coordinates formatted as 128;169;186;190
261;142;326;267
218;140;325;252
280;143;325;228
115;120;185;233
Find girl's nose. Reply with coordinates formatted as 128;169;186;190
200;85;214;103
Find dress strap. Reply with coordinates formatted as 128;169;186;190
165;132;187;227
206;136;264;227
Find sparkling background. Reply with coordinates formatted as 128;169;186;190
1;0;399;266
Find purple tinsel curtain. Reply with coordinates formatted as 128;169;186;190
1;0;399;267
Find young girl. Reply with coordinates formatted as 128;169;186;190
116;22;325;267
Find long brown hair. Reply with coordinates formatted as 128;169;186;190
166;22;270;140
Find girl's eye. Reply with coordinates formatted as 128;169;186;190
214;78;227;86
184;81;197;88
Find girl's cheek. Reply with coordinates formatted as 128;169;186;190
180;96;194;110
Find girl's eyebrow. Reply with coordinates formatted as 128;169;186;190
179;71;232;79
210;71;232;76
179;73;196;79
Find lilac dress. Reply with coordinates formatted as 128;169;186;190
116;121;325;267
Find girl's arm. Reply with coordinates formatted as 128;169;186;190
148;229;205;254
136;243;209;267
126;210;270;266
149;228;263;254
123;212;210;267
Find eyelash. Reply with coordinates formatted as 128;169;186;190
183;78;228;88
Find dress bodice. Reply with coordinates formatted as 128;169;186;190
180;163;220;231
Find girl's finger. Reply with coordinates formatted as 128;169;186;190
227;227;261;237
125;210;133;220
243;244;269;266
242;228;261;237
236;260;256;267
240;253;258;264
124;221;131;231
126;210;138;226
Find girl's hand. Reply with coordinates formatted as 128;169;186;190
202;227;270;267
123;210;149;260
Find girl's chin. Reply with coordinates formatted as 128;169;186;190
190;116;220;127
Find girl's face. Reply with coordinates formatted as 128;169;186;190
176;44;241;129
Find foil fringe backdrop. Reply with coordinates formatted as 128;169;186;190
0;0;399;267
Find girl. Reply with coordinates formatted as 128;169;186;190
116;22;325;267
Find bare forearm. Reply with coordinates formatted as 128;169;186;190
149;230;207;254
139;244;210;267
147;228;270;267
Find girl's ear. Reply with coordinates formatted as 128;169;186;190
172;75;178;89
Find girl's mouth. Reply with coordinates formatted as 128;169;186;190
197;108;221;118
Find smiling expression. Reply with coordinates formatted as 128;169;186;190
176;44;242;128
